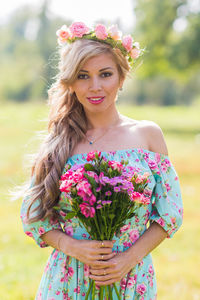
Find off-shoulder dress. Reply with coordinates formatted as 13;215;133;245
20;148;183;300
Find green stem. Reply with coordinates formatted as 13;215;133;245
94;215;103;240
85;279;93;300
92;280;96;300
113;283;121;300
105;285;109;300
108;285;113;300
99;286;104;300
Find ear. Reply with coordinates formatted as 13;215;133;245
69;86;74;94
119;77;125;90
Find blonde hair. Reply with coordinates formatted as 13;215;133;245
25;39;130;223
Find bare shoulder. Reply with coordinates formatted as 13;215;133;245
138;120;168;155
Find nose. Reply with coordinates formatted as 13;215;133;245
89;76;102;92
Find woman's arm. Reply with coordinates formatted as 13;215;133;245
89;222;168;286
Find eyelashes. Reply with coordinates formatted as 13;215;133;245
77;72;113;80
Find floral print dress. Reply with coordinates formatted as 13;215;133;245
20;148;183;300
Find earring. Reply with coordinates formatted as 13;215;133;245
119;87;123;91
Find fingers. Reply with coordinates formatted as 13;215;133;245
96;240;116;249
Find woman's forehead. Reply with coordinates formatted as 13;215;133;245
81;53;117;71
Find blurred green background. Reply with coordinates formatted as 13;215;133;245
0;0;200;299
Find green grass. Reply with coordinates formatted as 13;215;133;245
0;102;200;300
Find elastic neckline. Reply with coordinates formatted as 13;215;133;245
68;147;169;160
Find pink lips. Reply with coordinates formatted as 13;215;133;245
87;96;105;104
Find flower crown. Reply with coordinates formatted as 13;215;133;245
56;22;143;67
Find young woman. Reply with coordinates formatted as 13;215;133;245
20;22;183;299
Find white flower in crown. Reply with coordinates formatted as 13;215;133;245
108;25;122;41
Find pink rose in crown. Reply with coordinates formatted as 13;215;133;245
56;25;71;45
69;22;90;38
122;35;133;52
130;47;140;59
95;24;108;40
108;25;122;40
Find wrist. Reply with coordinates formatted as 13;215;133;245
126;244;142;267
57;232;78;257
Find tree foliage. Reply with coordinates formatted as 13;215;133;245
0;0;199;105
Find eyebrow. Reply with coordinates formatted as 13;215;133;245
79;67;114;73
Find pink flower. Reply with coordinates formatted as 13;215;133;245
77;180;92;196
148;265;154;275
129;229;139;243
74;286;81;294
120;278;126;290
95;24;108;40
86;151;101;161
68;267;74;277
64;225;73;236
108;25;122;40
157;217;165;227
38;227;45;235
89;194;96;205
120;223;131;233
141;195;150;205
136;283;147;295
56;25;71;45
131;191;143;202
122;35;133;52
165;183;171;192
25;231;33;237
108;160;123;172
127;276;136;288
79;202;95;218
69;22;90;38
123;241;132;247
84;264;90;276
130;47;140;59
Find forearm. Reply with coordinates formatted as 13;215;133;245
41;230;77;257
126;222;168;265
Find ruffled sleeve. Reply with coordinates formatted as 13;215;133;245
147;152;183;238
20;177;62;248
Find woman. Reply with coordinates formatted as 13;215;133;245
20;22;183;299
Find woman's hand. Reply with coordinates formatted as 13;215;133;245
69;239;116;268
89;249;136;286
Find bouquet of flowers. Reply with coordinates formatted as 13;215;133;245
54;151;151;300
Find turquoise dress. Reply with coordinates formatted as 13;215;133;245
20;148;183;300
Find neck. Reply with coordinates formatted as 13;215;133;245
86;106;121;130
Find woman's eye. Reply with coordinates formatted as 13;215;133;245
77;74;89;79
101;72;112;78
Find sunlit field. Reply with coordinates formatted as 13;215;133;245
0;101;200;300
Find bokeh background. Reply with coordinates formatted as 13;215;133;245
0;0;200;299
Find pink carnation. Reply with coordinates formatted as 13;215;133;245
95;24;108;40
69;22;90;38
79;202;95;218
108;160;123;172
122;35;133;52
108;25;122;40
86;151;101;161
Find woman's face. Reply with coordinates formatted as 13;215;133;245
69;52;124;114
